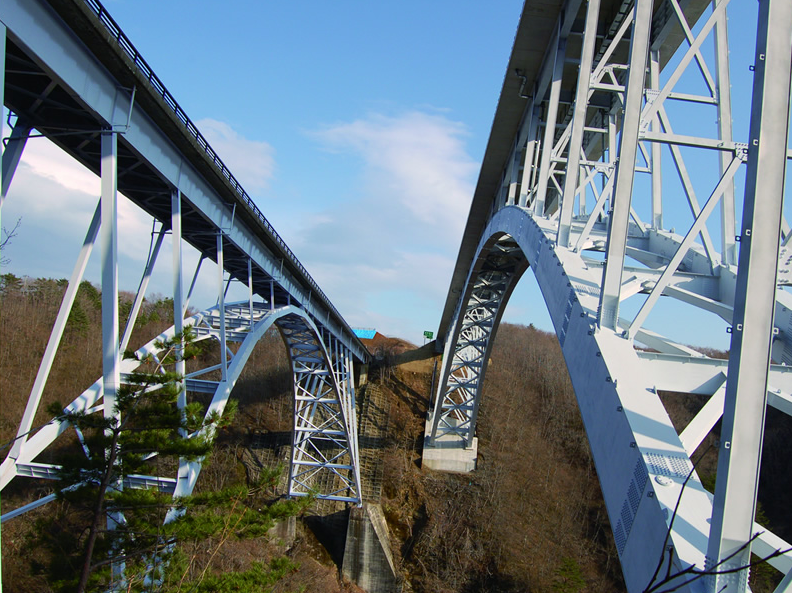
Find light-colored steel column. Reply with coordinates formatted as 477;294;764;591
216;232;228;381
518;103;539;208
101;131;120;419
1;119;32;205
714;0;737;266
534;34;566;217
172;190;186;427
650;50;663;230
597;0;652;331
248;258;254;328
100;130;123;585
706;1;792;590
558;0;601;247
183;255;204;316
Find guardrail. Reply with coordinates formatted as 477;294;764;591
82;0;346;328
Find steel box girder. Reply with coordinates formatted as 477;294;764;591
0;0;367;362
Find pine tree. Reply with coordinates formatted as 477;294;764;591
38;328;222;592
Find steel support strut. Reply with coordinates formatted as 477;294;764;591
706;2;792;591
598;0;652;331
100;128;124;584
277;314;361;503
557;0;601;247
428;237;527;452
172;190;186;431
427;0;792;590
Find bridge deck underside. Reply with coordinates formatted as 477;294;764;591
4;36;294;308
439;0;712;344
429;0;792;591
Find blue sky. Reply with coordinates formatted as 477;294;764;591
0;1;772;349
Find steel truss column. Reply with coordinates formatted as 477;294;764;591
101;130;120;422
518;103;540;208
2;118;32;207
184;255;204;316
558;0;601;247
534;34;567;216
706;1;792;590
329;336;362;497
121;224;166;351
216;232;228;382
597;0;652;332
100;129;124;585
247;258;254;329
714;0;736;266
172;190;186;430
276;314;361;503
649;50;662;231
429;238;527;447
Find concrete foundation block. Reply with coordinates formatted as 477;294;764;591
342;503;398;593
421;418;478;473
268;515;296;547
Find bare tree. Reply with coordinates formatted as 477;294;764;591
1;217;22;265
643;447;790;593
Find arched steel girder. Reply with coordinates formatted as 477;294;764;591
427;206;792;592
276;313;362;503
1;301;361;523
428;235;528;448
429;0;792;590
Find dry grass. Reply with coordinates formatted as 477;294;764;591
376;324;625;592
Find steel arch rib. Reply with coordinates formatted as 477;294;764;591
275;314;361;503
1;301;362;522
428;206;792;592
428;235;528;448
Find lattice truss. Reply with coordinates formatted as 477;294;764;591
2;303;364;527
1;0;370;521
429;0;792;591
430;239;525;446
276;315;361;503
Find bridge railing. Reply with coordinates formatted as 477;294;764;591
82;0;346;330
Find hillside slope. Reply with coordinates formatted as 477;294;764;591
2;276;787;592
370;325;625;592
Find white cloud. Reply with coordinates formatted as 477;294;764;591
292;110;478;342
313;111;476;239
8;137;156;264
20;137;100;196
195;118;275;194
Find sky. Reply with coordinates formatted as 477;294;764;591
0;0;774;350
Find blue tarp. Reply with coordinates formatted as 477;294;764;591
352;328;377;339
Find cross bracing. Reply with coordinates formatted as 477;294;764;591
0;0;368;531
427;0;792;592
1;301;362;522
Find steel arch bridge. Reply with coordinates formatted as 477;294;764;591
0;0;369;526
425;1;792;592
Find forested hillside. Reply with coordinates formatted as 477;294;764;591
2;275;788;592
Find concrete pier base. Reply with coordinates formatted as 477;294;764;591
268;515;296;547
342;503;398;593
421;418;478;473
